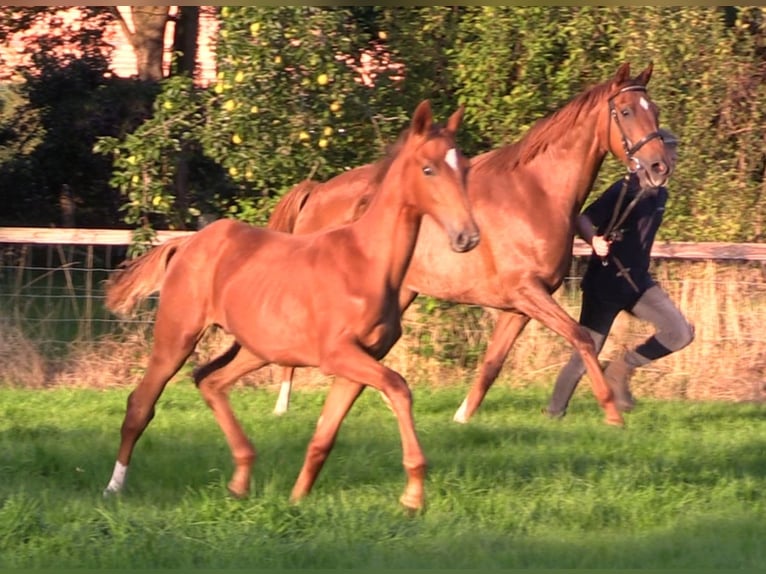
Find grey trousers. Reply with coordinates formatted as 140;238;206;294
547;285;694;414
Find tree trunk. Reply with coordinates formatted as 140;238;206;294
170;7;201;229
172;6;199;77
130;6;169;81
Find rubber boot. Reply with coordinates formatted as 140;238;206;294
603;354;637;412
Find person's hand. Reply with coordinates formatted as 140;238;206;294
591;235;610;257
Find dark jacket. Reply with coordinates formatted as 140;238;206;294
580;173;668;306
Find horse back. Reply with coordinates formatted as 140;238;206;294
293;164;377;234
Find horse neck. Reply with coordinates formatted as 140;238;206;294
349;162;421;291
546;106;609;213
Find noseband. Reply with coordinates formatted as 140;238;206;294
608;85;663;170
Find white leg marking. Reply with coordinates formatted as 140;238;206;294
273;381;291;415
453;398;469;424
103;460;128;497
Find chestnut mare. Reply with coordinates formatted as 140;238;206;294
268;63;670;426
102;100;479;511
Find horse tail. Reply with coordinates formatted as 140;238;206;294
266;179;318;233
105;236;188;317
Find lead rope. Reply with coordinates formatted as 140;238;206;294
598;173;648;294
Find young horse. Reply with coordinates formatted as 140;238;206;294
102;100;479;511
267;62;670;426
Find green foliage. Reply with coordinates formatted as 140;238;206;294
93;75;203;233
2;7;765;242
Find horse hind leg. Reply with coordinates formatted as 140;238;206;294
104;315;204;497
290;377;365;504
273;366;295;415
454;311;530;423
194;342;268;497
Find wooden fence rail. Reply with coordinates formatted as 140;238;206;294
1;226;765;261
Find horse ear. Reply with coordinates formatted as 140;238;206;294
634;62;654;86
411;100;433;136
446;105;464;134
614;62;631;84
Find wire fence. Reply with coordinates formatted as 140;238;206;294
1;233;765;401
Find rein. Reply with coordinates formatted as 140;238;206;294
599;173;653;293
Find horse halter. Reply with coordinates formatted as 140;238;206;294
608;85;663;171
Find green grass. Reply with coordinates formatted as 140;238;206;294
0;382;763;568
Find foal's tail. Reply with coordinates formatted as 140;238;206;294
105;237;188;317
266;179;318;233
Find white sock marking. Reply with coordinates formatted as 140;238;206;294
453;398;469;424
104;460;128;496
274;381;291;415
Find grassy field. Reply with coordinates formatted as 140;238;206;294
0;381;763;569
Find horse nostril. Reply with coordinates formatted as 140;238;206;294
453;230;480;252
652;161;668;175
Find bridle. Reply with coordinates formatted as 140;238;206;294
607;84;663;172
601;85;664;283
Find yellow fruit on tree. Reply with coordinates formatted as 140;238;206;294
250;22;260;36
223;99;236;111
329;101;341;112
232;134;243;145
228;166;238;177
234;70;245;83
316;73;329;86
250;105;259;114
318;138;329;149
298;131;310;142
323;126;333;137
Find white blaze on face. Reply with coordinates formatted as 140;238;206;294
445;148;459;173
639;97;650;111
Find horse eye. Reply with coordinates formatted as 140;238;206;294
422;166;434;176
621;108;631;117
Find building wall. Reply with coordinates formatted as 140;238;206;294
0;6;218;85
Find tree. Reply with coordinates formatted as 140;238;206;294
0;6;203;230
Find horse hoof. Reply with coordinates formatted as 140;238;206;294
227;482;250;499
399;493;424;513
605;414;625;428
453;399;470;424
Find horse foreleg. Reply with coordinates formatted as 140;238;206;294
290;377;365;504
194;343;267;497
295;343;427;511
104;320;201;497
513;284;623;426
454;311;530;423
273;366;295;415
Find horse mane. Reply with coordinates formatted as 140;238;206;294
266;179;317;233
473;75;641;173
